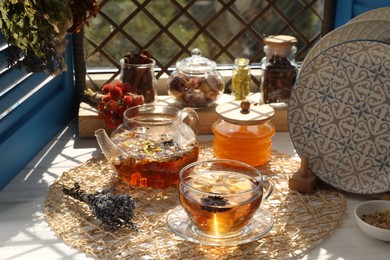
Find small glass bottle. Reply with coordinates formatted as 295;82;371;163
231;58;251;100
260;35;298;106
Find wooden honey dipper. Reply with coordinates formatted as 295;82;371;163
288;154;319;193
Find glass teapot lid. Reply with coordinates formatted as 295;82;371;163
175;48;217;73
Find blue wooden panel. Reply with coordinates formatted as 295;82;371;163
0;74;63;139
335;0;390;28
0;36;76;190
0;82;73;189
0;71;47;117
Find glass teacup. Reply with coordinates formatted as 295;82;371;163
178;159;273;238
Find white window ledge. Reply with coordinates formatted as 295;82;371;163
85;69;264;95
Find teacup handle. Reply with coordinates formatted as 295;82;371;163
262;175;274;201
179;107;199;134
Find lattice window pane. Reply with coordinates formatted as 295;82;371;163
83;0;327;85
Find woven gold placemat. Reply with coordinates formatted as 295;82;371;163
44;142;346;259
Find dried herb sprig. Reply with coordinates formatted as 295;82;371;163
0;0;99;75
0;0;72;75
201;195;230;213
62;183;137;231
68;0;99;34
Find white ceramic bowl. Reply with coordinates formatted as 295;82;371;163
354;200;390;242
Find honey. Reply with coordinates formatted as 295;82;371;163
212;120;275;167
212;101;275;167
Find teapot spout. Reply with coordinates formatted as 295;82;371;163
95;129;127;163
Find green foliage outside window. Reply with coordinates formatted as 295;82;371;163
84;0;324;70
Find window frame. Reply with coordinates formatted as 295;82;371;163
78;0;335;96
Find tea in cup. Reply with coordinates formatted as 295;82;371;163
179;159;273;238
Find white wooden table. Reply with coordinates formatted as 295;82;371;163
0;122;389;259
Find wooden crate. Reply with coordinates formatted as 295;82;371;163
78;94;288;137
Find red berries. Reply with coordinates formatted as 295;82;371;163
104;100;119;112
101;84;113;94
98;81;145;129
132;95;144;106
122;95;133;106
110;86;123;99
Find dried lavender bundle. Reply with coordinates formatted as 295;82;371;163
62;183;137;231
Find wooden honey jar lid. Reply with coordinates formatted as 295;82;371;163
264;35;297;49
215;100;274;125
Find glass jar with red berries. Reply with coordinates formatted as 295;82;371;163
167;48;225;108
260;35;298;107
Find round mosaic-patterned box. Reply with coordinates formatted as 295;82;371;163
289;40;390;194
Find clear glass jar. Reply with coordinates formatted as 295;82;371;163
167;48;225;108
212;101;275;167
231;58;251;100
260;35;298;106
120;58;157;104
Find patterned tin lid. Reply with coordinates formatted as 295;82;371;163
289;40;390;194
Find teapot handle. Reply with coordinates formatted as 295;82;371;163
179;107;199;134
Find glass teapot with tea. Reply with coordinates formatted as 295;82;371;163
95;104;200;188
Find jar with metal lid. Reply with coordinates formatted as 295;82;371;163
167;48;225;108
212;100;275;167
260;35;298;106
231;58;251;100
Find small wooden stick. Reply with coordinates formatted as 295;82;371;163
288;154;319;193
381;193;390;201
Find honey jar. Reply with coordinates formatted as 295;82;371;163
212;100;275;167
